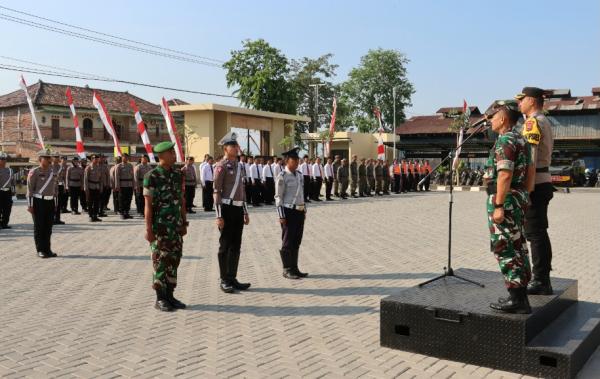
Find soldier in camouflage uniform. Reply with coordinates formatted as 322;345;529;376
143;141;188;312
485;104;533;314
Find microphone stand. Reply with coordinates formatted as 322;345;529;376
418;119;491;288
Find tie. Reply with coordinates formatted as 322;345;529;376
319;165;322;177
210;165;213;179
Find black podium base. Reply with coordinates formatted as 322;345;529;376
380;269;600;378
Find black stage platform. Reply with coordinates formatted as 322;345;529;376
380;269;600;378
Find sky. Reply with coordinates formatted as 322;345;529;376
0;0;598;118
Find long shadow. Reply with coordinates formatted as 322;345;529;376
59;254;202;260
308;272;437;280
250;286;405;297
186;303;374;316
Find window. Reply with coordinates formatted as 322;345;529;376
113;120;122;139
83;118;93;138
155;123;160;138
51;118;60;139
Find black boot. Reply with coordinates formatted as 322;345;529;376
231;279;251;291
490;288;531;314
166;285;186;309
154;288;174;312
283;268;300;280
527;277;553;295
291;249;308;278
220;279;235;293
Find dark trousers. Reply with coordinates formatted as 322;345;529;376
102;188;111;210
525;182;554;280
119;187;133;215
263;177;275;204
217;204;244;281
87;189;101;219
32;198;54;253
185;184;197;211
135;190;144;214
0;190;13;227
311;177;322;200
280;208;305;269
201;183;213;211
54;186;64;222
424;171;431;191
413;173;420;191
401;174;407;192
393;174;401;193
58;185;68;211
244;180;253;205
325;177;333;199
303;175;311;201
407;174;414;191
69;187;81;212
112;188;119;213
251;182;263;205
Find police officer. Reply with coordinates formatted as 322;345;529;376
366;159;375;195
213;131;251;293
337;158;349;199
144;141;188;312
358;158;368;197
134;155;153;216
349;155;359;198
65;157;83;215
516;87;555;296
485;104;533;314
27;149;59;258
99;155;110;217
332;155;341;197
182;156;198;214
275;147;308;279
374;159;383;195
80;158;88;212
115;153;134;219
51;155;66;225
201;156;215;211
0;152;15;229
84;154;104;222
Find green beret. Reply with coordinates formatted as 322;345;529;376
154;141;175;153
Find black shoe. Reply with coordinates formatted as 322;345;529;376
98;213;107;217
72;211;81;215
38;251;50;258
154;299;174;312
527;279;553;295
1;225;11;229
48;251;58;258
188;209;197;214
292;267;309;278
166;287;186;309
231;279;251;291
220;280;235;293
53;220;65;225
283;269;301;280
490;288;531;314
326;198;334;201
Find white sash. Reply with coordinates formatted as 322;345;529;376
1;168;12;189
38;170;54;195
227;162;241;200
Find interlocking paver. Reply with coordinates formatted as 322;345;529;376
0;191;598;378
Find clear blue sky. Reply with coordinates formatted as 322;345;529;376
0;0;598;117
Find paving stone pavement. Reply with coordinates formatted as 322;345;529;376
0;190;598;379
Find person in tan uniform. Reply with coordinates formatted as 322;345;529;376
134;155;153;216
65;157;84;215
51;155;66;225
27;149;59;258
84;154;104;222
99;155;110;217
115;153;134;219
0;152;15;229
516;87;555;295
109;156;121;215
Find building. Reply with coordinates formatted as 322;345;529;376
170;103;310;158
0;80;174;159
302;131;398;161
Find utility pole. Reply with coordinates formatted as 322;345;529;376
309;83;325;156
393;87;397;160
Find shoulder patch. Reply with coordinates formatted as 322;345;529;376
522;117;541;145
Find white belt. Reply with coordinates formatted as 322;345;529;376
59;182;64;185
33;194;54;200
0;188;10;191
221;198;244;207
283;203;305;211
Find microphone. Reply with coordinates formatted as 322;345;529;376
467;116;491;130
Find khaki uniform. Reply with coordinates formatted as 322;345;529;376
115;162;134;217
66;164;84;213
84;164;104;220
27;166;58;254
134;163;153;215
0;167;15;227
349;161;358;196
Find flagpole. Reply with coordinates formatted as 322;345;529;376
393;86;397;160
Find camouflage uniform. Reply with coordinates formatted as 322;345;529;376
484;127;532;288
143;165;185;290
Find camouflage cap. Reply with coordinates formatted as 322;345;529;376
154;141;175;153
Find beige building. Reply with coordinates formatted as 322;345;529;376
302;131;399;160
170;103;310;158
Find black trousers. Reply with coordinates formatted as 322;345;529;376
112;188;119;213
263;177;275;204
525;182;554;280
218;204;244;281
186;184;197;210
80;188;87;211
87;189;101;219
401;174;407;192
54;186;64;222
201;183;213;211
325;177;333;199
102;188;111;210
0;190;13;227
69;187;81;212
32;198;54;253
303;175;311;201
393;175;401;193
251;182;263;205
119;187;133;214
58;185;68;211
424;172;431;191
312;177;322;200
135;190;144;214
244;180;253;206
280;208;305;269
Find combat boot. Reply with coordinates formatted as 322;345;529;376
220;280;235;293
154;288;174;312
166;285;186;309
527;277;553;295
231;279;251;291
283;268;300;280
490;288;531;314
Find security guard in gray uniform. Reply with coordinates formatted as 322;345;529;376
516;87;555;295
0;152;15;229
27;149;59;258
275;147;309;279
213;131;251;293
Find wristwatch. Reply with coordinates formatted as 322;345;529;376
494;203;504;209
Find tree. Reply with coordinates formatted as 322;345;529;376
224;39;296;114
342;48;414;133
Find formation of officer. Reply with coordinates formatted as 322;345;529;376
65;157;83;214
0;152;15;229
84;154;104;222
115;153;135;219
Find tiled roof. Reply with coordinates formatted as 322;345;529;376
167;98;189;106
0;81;161;115
397;114;483;135
435;106;481;115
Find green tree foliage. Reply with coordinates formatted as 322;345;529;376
341;48;414;133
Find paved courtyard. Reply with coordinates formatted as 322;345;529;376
0;190;599;378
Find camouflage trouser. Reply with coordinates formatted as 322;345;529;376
151;234;183;289
487;194;531;289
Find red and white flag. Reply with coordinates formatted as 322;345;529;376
130;99;156;163
374;107;385;160
92;91;122;156
160;97;184;162
452;99;468;169
66;87;86;159
19;75;45;149
325;97;337;157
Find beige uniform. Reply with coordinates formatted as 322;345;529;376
66;165;83;189
134;163;153;192
213;158;247;217
522;112;553;184
115;162;134;190
84;165;104;192
27;167;58;206
0;167;15;192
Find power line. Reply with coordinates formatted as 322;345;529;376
0;4;225;64
0;55;113;80
0;13;223;68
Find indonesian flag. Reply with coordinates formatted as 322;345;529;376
130;99;156;163
160;97;184;162
92;91;122;156
19;75;45;149
66;87;86;159
325;97;337;158
452;99;469;169
374;107;385;160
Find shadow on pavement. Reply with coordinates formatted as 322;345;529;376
250;286;405;297
308;272;437;280
186;303;374;316
59;254;202;260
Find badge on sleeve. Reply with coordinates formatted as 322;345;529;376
522;117;541;145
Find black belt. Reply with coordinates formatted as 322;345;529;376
88;180;99;184
536;167;549;173
486;185;526;195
